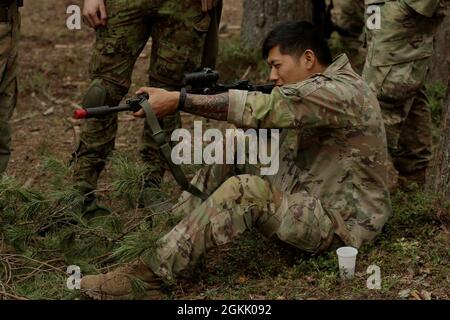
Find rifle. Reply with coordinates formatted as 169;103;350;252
72;69;275;200
73;68;274;119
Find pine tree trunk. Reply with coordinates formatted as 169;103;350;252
241;0;313;49
427;85;450;200
428;14;450;84
426;12;450;203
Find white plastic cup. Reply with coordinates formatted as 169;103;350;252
336;246;358;279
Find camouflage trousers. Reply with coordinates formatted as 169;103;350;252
334;0;365;73
144;164;335;283
363;58;433;174
0;2;19;175
72;0;221;193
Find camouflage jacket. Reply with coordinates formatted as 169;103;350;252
365;0;447;67
227;54;392;248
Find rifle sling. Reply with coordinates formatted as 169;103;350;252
139;99;289;202
139;99;209;201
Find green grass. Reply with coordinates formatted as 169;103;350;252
426;82;447;127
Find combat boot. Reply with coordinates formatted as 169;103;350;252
0;217;14;254
80;258;165;300
74;182;111;219
398;168;427;189
386;156;399;191
0;233;14;254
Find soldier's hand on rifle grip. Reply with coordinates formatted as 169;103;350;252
83;0;108;29
133;87;180;119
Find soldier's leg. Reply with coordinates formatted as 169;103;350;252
0;2;19;174
140;0;221;184
334;0;365;73
145;175;334;283
72;0;151;198
171;163;237;219
363;59;430;174
394;87;433;175
0;1;19;253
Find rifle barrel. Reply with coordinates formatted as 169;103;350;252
73;105;136;119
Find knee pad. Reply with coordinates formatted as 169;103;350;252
82;80;107;108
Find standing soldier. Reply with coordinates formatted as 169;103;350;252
71;0;222;214
0;0;22;254
363;0;448;183
0;0;22;175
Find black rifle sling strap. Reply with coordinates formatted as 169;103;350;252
139;98;209;201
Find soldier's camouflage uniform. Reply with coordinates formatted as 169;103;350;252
142;54;393;284
362;0;447;175
0;0;20;174
334;0;366;73
71;0;222;197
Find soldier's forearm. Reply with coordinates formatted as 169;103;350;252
183;93;229;121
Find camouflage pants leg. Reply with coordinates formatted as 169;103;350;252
140;1;221;182
363;58;433;174
145;174;334;283
0;4;19;175
170;163;237;220
392;87;433;173
335;0;365;73
72;0;152;194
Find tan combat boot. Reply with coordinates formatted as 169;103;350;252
81;258;165;300
398;168;427;188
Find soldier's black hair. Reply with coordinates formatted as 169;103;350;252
262;21;333;66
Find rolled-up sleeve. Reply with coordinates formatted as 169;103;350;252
227;76;358;130
227;89;249;126
227;87;296;129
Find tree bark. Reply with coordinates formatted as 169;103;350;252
428;14;450;84
427;84;450;200
241;0;313;49
426;11;449;204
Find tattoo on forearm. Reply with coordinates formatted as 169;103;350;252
183;93;229;121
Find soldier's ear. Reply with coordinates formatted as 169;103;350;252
302;50;315;70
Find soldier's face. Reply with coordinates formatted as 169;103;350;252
267;46;318;86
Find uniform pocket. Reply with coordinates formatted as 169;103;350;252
276;191;334;253
371;37;433;66
378;59;429;101
153;40;192;83
90;35;131;77
368;0;434;66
